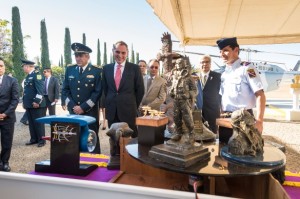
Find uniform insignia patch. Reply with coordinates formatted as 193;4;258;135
87;75;94;78
247;69;256;78
37;75;42;80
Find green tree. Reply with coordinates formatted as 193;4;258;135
40;19;50;69
0;19;11;55
103;42;107;65
82;33;86;45
135;52;139;64
11;6;25;86
64;27;72;67
0;19;13;74
51;65;64;86
97;39;101;66
130;44;135;63
60;54;63;68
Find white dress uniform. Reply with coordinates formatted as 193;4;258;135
220;58;264;112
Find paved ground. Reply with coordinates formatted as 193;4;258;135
6;81;300;174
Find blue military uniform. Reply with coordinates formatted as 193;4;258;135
22;58;46;147
220;59;264;112
62;43;102;153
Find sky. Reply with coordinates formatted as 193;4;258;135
1;0;300;70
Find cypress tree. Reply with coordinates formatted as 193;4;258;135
135;52;139;64
64;27;72;67
130;44;135;63
58;59;61;67
40;19;51;69
82;33;86;45
60;55;63;68
103;42;107;65
97;39;101;66
11;6;25;86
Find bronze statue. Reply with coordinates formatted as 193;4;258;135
106;122;133;156
228;109;264;156
168;57;198;144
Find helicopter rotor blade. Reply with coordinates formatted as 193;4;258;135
240;48;300;57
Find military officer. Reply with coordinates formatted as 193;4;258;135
62;43;102;154
217;37;266;142
22;58;47;147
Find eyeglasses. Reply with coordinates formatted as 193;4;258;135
201;61;210;64
115;50;127;55
150;66;159;69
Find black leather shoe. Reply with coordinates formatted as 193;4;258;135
37;142;46;147
2;163;11;172
25;141;38;146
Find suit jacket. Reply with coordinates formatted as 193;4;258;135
102;62;144;126
62;63;102;115
201;70;221;133
46;76;60;102
202;71;221;110
23;70;46;108
0;75;19;124
140;76;167;110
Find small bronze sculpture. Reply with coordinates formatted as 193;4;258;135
228;109;264;156
106;122;133;156
167;57;198;145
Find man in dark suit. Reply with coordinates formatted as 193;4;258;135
22;58;47;147
195;55;221;134
102;41;144;138
43;67;60;115
62;43;102;154
0;58;19;172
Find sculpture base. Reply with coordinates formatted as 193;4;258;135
35;160;98;176
194;124;216;142
107;156;120;170
149;144;210;168
220;146;286;167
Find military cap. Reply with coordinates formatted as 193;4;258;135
20;58;35;65
216;37;238;50
71;43;92;54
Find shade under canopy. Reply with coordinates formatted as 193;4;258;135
146;0;300;45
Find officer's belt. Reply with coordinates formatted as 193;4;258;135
221;109;253;118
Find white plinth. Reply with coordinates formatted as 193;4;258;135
285;109;300;121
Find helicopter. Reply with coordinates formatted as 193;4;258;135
173;47;300;92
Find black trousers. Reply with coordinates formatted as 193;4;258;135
0;123;14;163
108;112;138;138
44;95;56;115
20;111;28;123
68;107;101;154
219;109;254;144
27;108;46;144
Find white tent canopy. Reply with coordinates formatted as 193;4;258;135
146;0;300;46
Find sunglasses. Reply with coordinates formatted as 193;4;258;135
115;50;127;55
150;66;159;69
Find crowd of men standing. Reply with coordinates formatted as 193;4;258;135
0;37;266;172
